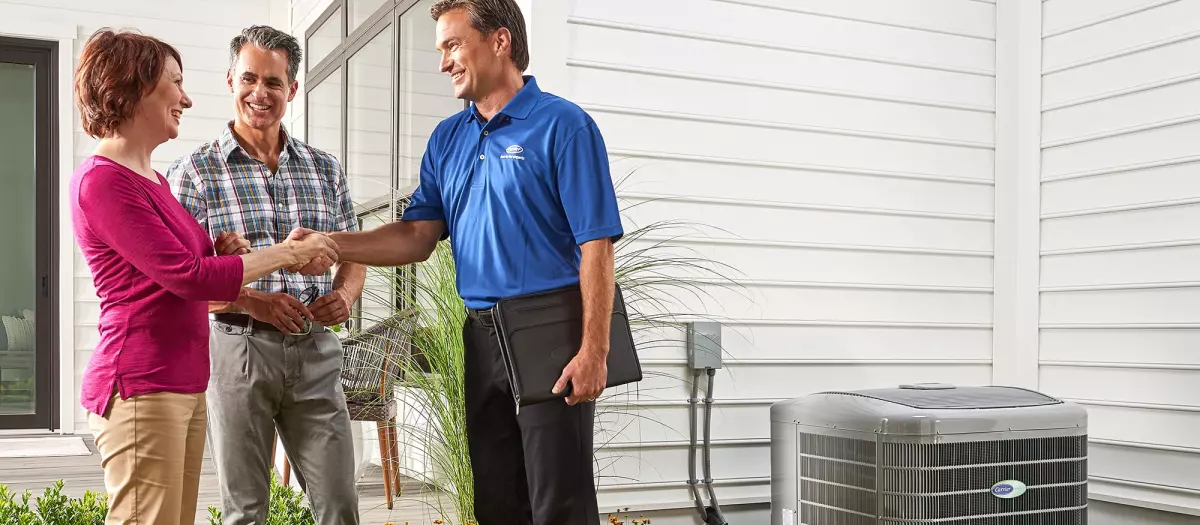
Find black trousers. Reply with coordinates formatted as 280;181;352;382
462;311;599;525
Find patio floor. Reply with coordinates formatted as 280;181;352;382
0;434;455;525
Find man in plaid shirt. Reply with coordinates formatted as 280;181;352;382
166;25;363;525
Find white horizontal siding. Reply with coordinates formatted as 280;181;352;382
564;0;996;520
1042;327;1200;363
622;241;993;288
1042;24;1200;109
718;0;995;39
1084;404;1200;451
568;20;994;110
1043;247;1200;287
621;198;993;252
631;323;993;363
1040;0;1200;514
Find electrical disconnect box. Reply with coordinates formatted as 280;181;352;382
686;322;723;370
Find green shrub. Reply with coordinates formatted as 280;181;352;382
0;472;314;525
206;471;314;525
0;480;107;525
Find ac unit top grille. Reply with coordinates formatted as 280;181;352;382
821;384;1062;410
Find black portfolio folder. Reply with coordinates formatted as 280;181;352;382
492;283;643;409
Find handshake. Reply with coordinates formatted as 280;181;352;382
214;227;341;275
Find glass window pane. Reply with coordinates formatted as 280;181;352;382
307;8;341;70
350;0;391;35
348;24;394;207
0;62;37;416
348;25;395;331
307;69;343;162
398;0;461;191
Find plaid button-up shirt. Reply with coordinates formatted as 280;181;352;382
166;123;358;299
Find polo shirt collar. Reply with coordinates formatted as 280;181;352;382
218;121;299;162
470;75;541;122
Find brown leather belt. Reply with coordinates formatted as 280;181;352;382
211;313;326;334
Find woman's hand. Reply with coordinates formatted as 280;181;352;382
284;228;337;275
287;230;340;273
214;231;251;255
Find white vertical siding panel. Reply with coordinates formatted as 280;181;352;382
1041;0;1200;512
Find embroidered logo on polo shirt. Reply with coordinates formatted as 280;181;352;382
502;144;525;160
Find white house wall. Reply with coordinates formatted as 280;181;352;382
23;0;1198;520
556;0;998;520
0;0;277;433
1039;0;1200;516
270;0;1198;522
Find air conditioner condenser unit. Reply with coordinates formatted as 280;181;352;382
770;383;1088;525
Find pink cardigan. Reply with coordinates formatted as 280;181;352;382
70;155;244;417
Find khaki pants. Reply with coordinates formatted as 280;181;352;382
88;391;207;525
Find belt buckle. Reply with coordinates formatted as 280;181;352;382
470;307;495;326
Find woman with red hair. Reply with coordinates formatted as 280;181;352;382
70;28;338;525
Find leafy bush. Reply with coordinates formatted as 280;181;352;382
0;472;315;525
206;472;314;525
0;480;107;525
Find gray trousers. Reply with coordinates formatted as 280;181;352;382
207;320;359;525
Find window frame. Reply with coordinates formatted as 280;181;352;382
0;36;59;431
305;0;432;214
304;0;448;327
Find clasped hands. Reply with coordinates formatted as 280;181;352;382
213;228;351;331
214;227;337;275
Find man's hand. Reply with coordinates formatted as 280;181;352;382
285;227;335;275
553;346;608;405
214;231;251;255
238;289;314;333
309;288;352;326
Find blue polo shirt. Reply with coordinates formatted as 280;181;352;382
401;76;624;309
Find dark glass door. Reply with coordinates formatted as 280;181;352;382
0;36;57;430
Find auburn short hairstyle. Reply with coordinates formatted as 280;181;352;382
74;28;182;138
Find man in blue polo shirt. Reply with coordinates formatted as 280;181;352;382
318;0;621;523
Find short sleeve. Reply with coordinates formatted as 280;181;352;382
401;138;449;239
165;157;208;232
555;119;624;245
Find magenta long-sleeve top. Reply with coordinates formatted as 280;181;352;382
70;155;244;417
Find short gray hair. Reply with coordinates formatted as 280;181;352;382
431;0;529;71
229;25;303;81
